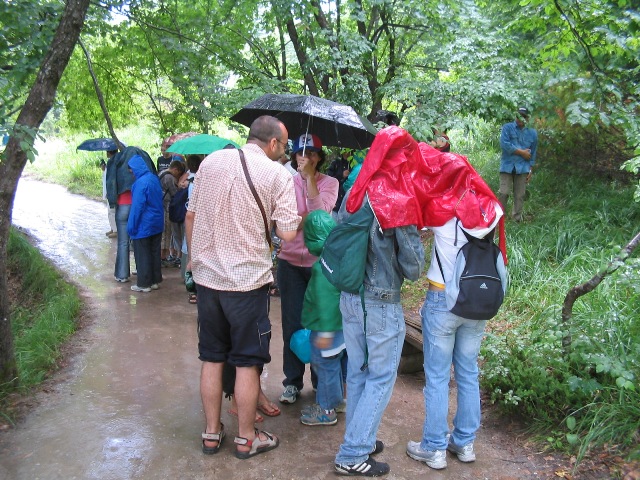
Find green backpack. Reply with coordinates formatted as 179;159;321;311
319;197;374;294
319;196;374;371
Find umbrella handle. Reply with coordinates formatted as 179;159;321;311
302;116;311;157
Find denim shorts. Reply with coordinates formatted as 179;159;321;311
197;284;271;367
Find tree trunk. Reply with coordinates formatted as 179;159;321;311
285;18;320;97
561;230;640;354
0;0;91;385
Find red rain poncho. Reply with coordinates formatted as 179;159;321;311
346;126;507;263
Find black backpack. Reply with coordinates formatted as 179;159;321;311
168;179;193;223
436;221;507;320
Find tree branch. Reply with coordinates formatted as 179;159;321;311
561;230;640;353
78;39;124;150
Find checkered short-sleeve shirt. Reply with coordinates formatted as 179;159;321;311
188;144;299;291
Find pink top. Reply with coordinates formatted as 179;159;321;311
278;172;338;267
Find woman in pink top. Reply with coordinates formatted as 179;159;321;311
277;133;339;405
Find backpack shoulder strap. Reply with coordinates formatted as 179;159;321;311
434;244;445;280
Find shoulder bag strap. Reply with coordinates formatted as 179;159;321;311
238;149;272;249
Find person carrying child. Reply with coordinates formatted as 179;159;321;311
298;210;346;426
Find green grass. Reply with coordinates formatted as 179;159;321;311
24;122;246;199
24;124;161;199
1;228;81;422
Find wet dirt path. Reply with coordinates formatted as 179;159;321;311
0;178;551;479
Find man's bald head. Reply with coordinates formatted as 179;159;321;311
247;116;286;145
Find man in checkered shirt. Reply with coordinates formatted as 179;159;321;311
185;115;300;459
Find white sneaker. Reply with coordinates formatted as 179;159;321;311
131;285;151;293
150;284;159;290
447;440;476;462
279;385;299;404
114;276;129;283
335;400;347;413
406;441;447;469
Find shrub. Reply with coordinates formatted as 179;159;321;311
481;169;640;461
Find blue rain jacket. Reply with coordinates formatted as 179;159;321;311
127;155;164;240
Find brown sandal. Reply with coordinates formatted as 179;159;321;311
256;401;281;417
234;429;279;459
202;423;225;455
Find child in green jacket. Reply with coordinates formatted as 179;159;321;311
299;210;345;426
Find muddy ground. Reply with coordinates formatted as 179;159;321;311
0;179;611;479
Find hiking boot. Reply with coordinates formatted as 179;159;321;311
335;400;347;413
279;385;299;404
335;457;390;476
131;285;151;293
406;441;447;470
447;440;476;462
300;405;337;426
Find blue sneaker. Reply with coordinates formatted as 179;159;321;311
300;404;337;426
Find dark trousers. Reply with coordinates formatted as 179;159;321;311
277;259;317;390
223;363;265;397
132;233;162;288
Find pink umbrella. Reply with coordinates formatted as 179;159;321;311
161;132;198;153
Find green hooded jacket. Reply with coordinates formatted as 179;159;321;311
301;210;342;332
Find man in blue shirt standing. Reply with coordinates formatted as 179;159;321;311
498;106;538;222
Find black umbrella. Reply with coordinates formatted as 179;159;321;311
77;138;121;151
230;94;377;150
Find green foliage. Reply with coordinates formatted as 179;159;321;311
481;168;640;461
1;228;81;406
621;153;640;202
0;0;62;122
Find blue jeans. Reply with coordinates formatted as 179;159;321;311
132;233;162;288
277;259;316;390
114;203;131;280
310;330;345;411
420;290;487;450
335;293;405;465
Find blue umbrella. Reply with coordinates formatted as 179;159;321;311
77;138;122;151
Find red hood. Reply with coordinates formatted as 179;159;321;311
347;126;507;263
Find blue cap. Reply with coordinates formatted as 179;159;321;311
291;134;323;154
